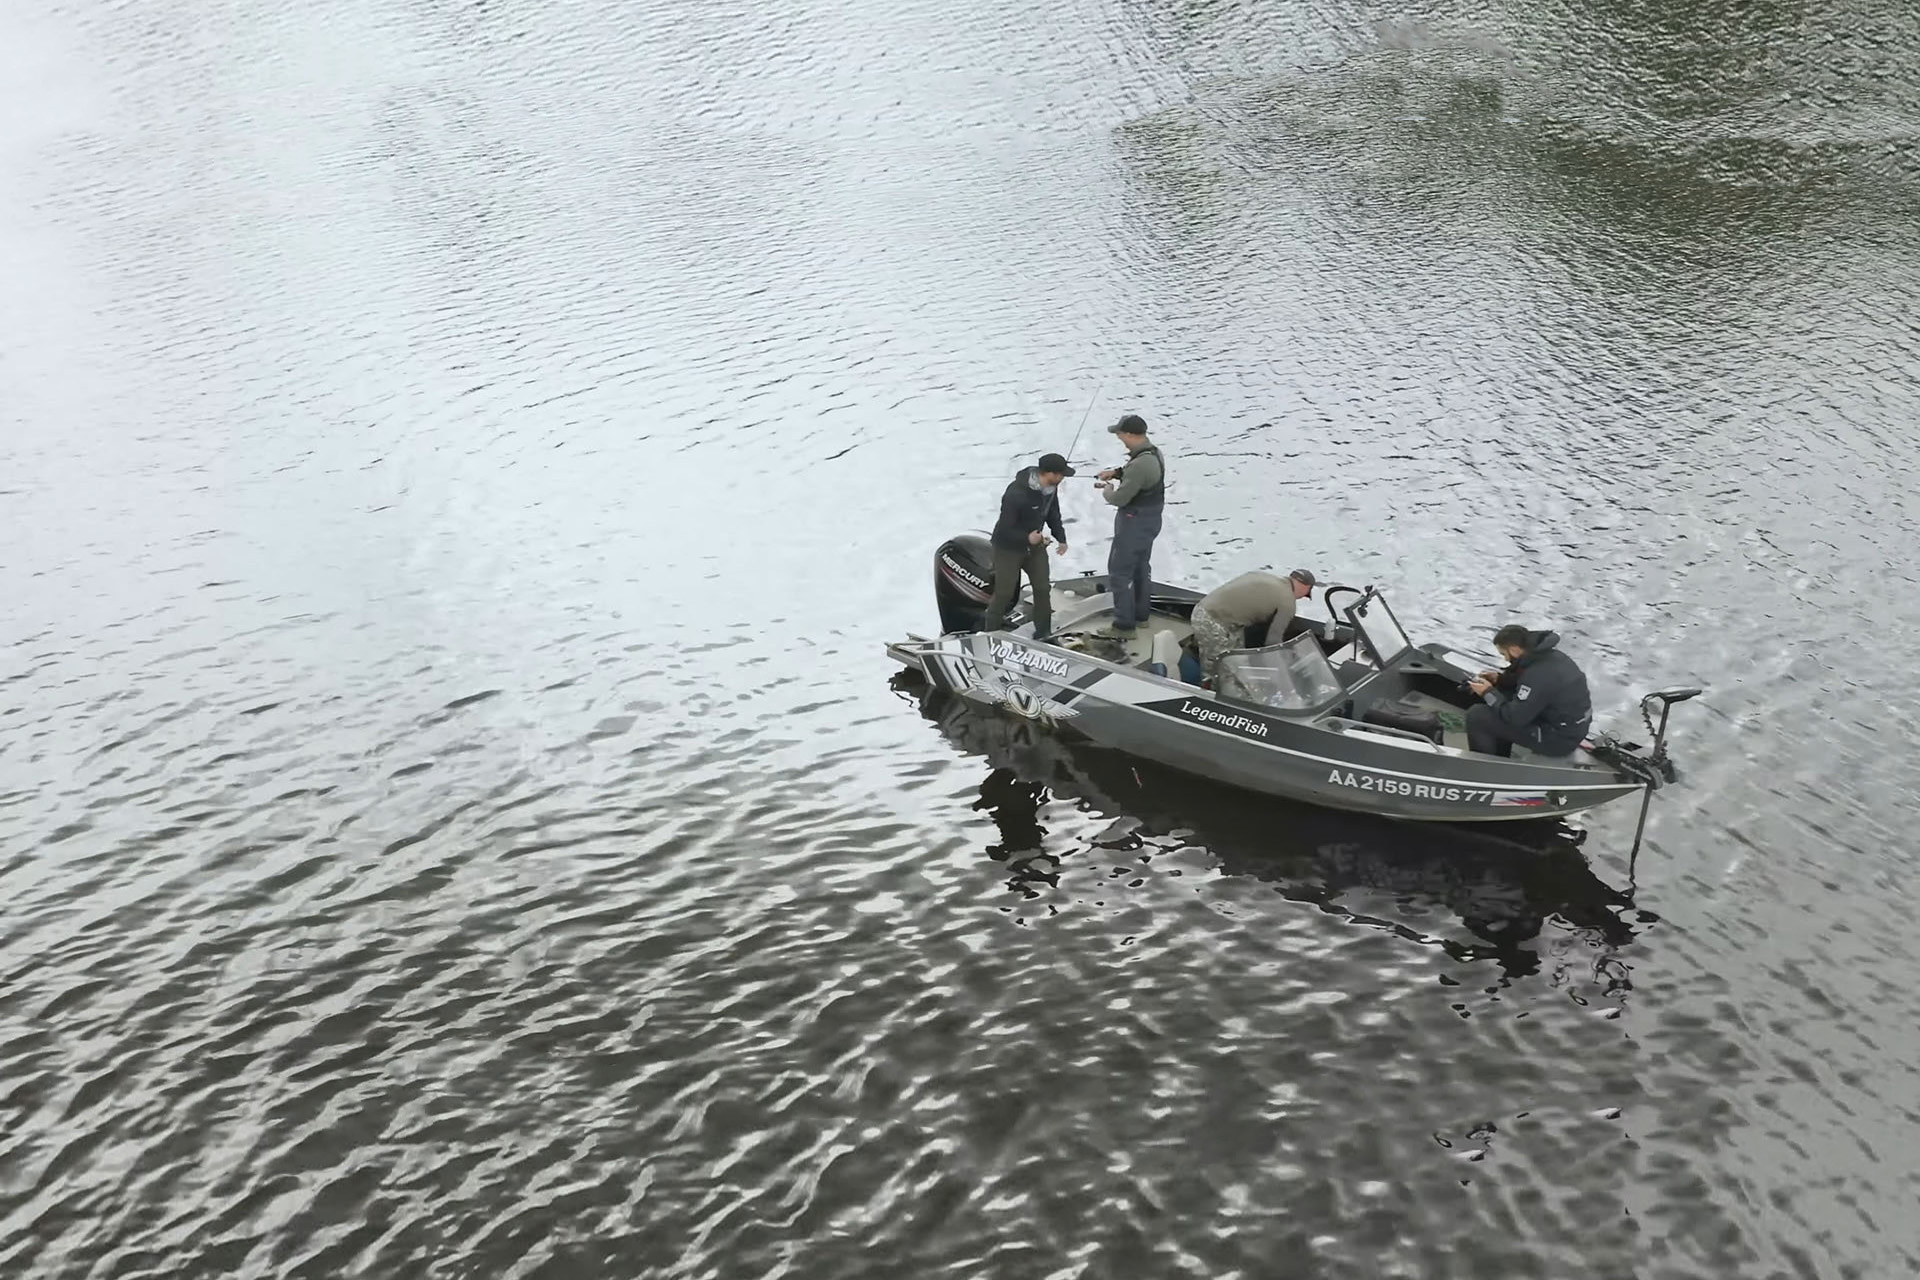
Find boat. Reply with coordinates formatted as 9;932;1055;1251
884;532;1701;825
894;671;1646;974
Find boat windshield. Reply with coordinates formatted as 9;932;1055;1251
1215;632;1345;712
1350;593;1414;666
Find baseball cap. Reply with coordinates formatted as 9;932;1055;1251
1288;569;1318;590
1108;414;1148;436
1037;452;1076;476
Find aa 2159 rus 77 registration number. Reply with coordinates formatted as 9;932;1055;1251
1326;769;1493;803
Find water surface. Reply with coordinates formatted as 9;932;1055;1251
4;0;1920;1276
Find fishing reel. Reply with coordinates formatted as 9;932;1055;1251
1457;669;1512;698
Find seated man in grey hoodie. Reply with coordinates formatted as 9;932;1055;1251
1188;568;1317;682
1464;625;1594;758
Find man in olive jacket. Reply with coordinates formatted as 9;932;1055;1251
1094;414;1166;634
1189;568;1317;681
981;452;1074;637
1465;626;1594;758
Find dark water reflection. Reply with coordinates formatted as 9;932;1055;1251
909;674;1644;981
5;0;1920;1275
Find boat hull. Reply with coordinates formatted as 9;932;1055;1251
889;631;1643;823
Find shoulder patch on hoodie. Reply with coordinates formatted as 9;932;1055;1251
1517;684;1532;700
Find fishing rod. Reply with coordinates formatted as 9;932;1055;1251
1063;384;1102;472
1038;385;1102;546
945;474;1107;482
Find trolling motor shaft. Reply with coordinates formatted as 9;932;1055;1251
1613;686;1704;882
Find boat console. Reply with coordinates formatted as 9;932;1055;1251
1320;589;1490;747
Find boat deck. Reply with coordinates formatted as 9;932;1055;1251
1029;588;1195;667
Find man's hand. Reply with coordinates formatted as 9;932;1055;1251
1053;541;1068;557
1478;669;1502;683
1094;480;1111;491
1097;468;1117;481
1028;530;1046;546
1468;676;1493;696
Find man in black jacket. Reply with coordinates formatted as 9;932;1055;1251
981;452;1075;637
1465;625;1594;758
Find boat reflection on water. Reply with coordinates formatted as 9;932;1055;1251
896;673;1653;981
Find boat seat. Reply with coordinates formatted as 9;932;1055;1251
1120;613;1192;669
1386;690;1471;752
1361;698;1442;744
1147;629;1183;676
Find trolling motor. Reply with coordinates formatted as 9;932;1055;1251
1585;686;1703;882
1633;685;1701;788
1587;686;1702;790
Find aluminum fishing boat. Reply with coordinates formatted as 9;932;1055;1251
885;533;1700;824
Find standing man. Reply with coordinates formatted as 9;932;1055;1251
1465;625;1594;758
1094;414;1166;635
1189;569;1317;680
982;451;1075;638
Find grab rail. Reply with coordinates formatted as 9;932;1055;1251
1323;716;1443;749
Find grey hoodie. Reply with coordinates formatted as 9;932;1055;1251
1481;630;1594;752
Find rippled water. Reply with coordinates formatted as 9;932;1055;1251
5;0;1920;1275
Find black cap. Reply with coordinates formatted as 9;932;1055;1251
1037;452;1076;477
1288;569;1318;590
1108;414;1148;436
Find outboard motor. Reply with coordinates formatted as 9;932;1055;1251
935;534;996;633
